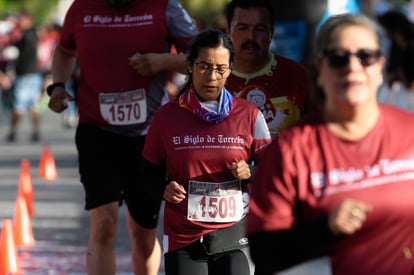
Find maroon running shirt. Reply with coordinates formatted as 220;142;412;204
248;104;414;274
143;96;271;252
225;54;309;136
58;0;198;135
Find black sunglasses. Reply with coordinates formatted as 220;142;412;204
322;49;382;68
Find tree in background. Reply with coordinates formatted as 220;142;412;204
0;0;59;25
1;0;411;35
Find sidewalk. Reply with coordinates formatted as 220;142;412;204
0;109;165;274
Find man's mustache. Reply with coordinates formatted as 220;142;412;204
241;41;260;50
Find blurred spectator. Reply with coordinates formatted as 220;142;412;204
0;13;21;117
0;12;22;47
5;11;43;142
377;10;414;89
376;10;414;111
36;22;78;128
165;45;187;101
37;22;60;81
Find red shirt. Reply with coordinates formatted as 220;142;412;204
226;54;309;136
59;0;197;134
143;97;271;252
248;105;414;274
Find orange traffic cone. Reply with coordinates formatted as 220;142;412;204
17;159;34;216
0;219;21;275
13;196;35;247
38;144;57;180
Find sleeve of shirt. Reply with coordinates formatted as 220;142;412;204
58;2;77;55
248;135;298;234
166;0;199;53
252;110;272;162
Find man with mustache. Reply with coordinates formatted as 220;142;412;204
220;1;310;271
224;0;310;136
134;0;310;137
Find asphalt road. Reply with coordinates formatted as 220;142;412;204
0;108;165;274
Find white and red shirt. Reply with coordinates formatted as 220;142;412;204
226;54;309;136
248;104;414;274
143;97;271;252
59;0;198;135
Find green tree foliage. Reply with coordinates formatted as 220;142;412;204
0;0;59;24
1;0;409;29
180;0;230;29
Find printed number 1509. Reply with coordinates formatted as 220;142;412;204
199;195;237;219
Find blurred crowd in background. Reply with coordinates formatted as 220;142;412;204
0;9;77;141
0;1;414;142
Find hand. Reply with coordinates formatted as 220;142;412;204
164;181;186;204
129;53;165;76
48;87;74;113
230;160;251;180
328;198;372;235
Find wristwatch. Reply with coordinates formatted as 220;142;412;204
46;82;65;97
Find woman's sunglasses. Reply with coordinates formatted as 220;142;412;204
322;49;382;69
